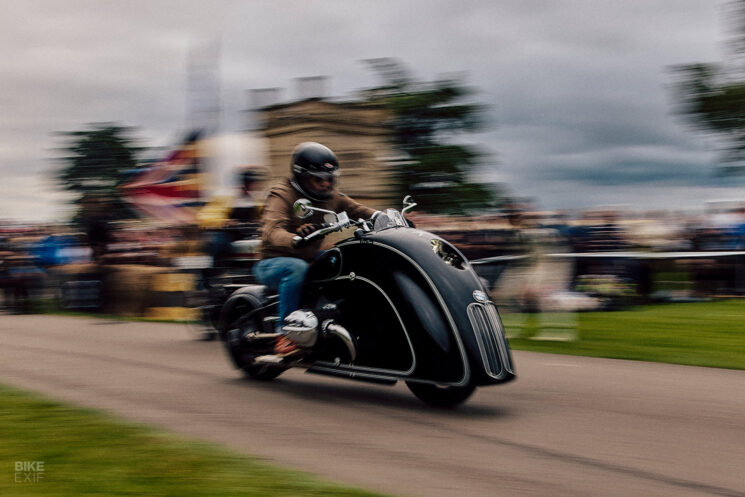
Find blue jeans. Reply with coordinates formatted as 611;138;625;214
253;257;309;327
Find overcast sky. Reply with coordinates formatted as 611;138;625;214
2;0;744;222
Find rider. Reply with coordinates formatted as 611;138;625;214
254;142;376;357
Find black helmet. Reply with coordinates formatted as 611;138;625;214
290;142;340;201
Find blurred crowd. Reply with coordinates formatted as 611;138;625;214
0;221;203;314
411;204;745;258
412;202;745;312
2;202;745;315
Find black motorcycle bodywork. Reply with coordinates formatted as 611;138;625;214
218;207;515;406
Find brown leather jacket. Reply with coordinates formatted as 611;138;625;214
259;179;376;261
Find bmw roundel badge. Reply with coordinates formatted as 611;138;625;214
473;290;488;302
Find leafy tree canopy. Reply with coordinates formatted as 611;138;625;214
672;0;745;174
55;123;143;221
362;58;501;214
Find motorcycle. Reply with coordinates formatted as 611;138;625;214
218;196;515;407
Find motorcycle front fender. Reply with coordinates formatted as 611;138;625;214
392;271;451;354
337;232;515;387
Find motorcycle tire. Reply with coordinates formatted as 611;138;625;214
225;319;285;381
405;381;476;408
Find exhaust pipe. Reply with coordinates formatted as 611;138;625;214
322;320;356;362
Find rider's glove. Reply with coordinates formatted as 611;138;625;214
293;223;327;248
296;223;321;238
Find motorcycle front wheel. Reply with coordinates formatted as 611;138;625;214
405;381;476;408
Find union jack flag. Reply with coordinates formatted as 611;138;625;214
121;130;206;224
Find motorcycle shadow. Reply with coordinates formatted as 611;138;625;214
226;374;513;418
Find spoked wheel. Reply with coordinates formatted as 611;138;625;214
405;381;476;408
224;318;285;381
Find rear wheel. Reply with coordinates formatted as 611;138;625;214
224;318;285;381
405;381;476;408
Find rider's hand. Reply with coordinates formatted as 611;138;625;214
295;223;321;238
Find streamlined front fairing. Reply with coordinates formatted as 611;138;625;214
304;222;515;387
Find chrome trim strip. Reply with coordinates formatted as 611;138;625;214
485;303;514;375
467;304;502;378
467;302;513;379
337;240;471;387
315;275;416;376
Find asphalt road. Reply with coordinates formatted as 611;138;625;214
0;314;743;497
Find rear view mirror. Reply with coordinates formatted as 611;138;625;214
293;199;313;219
402;195;417;215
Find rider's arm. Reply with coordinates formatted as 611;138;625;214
261;192;298;248
261;191;323;258
336;192;376;221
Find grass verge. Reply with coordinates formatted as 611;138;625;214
37;297;745;369
0;384;390;497
503;299;745;370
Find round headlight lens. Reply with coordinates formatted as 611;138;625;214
431;239;465;269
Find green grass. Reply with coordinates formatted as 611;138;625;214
0;385;391;497
38;296;745;369
502;299;745;369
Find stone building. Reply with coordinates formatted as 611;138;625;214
257;98;398;210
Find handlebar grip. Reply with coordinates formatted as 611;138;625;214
306;225;328;239
293;222;339;248
291;235;304;248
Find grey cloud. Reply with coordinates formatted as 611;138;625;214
0;0;741;221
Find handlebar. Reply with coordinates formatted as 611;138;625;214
292;213;368;247
290;197;415;248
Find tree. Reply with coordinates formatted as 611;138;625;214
56;123;142;220
672;1;745;174
362;58;500;214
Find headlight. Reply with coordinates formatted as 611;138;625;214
431;239;465;269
